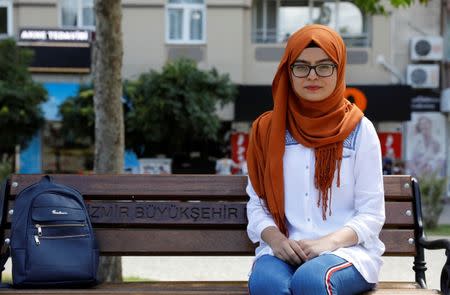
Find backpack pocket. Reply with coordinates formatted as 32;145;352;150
18;194;96;285
25;231;95;284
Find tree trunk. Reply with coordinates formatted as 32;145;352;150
93;0;124;283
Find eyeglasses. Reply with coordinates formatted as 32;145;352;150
290;63;337;78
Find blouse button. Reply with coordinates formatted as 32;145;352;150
306;165;309;170
305;192;308;196
307;218;311;222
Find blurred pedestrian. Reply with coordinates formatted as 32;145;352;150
215;153;238;175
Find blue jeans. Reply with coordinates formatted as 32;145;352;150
248;254;375;295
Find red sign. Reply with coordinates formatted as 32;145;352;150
230;132;249;174
378;132;402;159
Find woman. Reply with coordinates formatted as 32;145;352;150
246;25;385;295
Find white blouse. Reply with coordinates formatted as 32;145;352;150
246;117;385;283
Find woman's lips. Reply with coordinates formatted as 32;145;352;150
305;86;321;91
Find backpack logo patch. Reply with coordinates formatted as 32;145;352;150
51;209;68;215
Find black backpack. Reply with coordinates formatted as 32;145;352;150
1;175;99;288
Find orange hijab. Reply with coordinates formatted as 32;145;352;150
247;25;363;236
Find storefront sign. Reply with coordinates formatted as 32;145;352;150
18;27;92;73
411;95;440;112
378;132;402;159
235;85;413;122
230;132;249;174
19;28;91;42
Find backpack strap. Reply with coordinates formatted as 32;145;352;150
0;239;11;288
40;175;53;183
0;179;8;229
0;241;9;272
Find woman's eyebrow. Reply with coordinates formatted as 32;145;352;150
294;58;333;64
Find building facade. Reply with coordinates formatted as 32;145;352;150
2;0;448;187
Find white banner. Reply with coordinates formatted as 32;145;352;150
405;112;446;178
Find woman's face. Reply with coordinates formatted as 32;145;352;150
417;117;432;134
290;47;338;102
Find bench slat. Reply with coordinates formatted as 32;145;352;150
9;175;248;198
8;175;413;200
0;228;409;256
384;202;414;227
86;201;246;225
0;281;438;294
3;229;414;256
84;201;413;227
4;201;413;227
379;229;416;256
94;229;414;256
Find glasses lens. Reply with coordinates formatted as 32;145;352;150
293;65;309;77
316;64;333;77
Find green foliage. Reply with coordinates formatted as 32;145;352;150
58;58;237;158
354;0;429;14
420;173;446;229
426;224;450;236
59;86;95;147
124;58;236;157
0;158;11;182
0;38;47;155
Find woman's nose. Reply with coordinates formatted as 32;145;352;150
306;69;319;80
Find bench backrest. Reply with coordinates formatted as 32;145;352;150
1;174;417;257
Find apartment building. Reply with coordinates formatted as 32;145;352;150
2;0;447;185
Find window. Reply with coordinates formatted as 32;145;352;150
60;0;95;28
166;0;206;44
0;0;12;37
252;0;370;47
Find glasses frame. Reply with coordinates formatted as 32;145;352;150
290;63;337;78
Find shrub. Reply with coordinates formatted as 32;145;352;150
419;173;446;229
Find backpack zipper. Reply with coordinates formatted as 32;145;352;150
34;233;89;246
35;223;86;237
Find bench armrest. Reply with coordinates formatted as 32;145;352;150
418;236;450;294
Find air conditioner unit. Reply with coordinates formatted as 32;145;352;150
410;36;443;61
406;64;439;89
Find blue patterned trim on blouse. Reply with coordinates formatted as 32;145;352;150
285;121;361;149
285;130;298;146
343;121;361;150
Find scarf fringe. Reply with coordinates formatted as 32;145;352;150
314;143;343;220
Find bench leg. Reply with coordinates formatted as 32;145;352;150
413;257;427;288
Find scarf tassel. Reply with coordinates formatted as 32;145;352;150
314;143;343;220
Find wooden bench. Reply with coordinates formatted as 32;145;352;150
0;174;448;294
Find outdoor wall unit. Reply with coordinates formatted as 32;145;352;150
410;36;443;61
406;64;439;89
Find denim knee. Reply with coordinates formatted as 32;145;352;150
248;255;292;295
290;266;325;295
249;274;291;295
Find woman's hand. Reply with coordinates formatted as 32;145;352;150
297;238;335;260
261;226;307;265
298;227;358;260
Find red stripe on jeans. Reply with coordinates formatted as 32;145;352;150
325;261;353;295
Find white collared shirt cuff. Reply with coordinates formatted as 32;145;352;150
255;220;277;240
